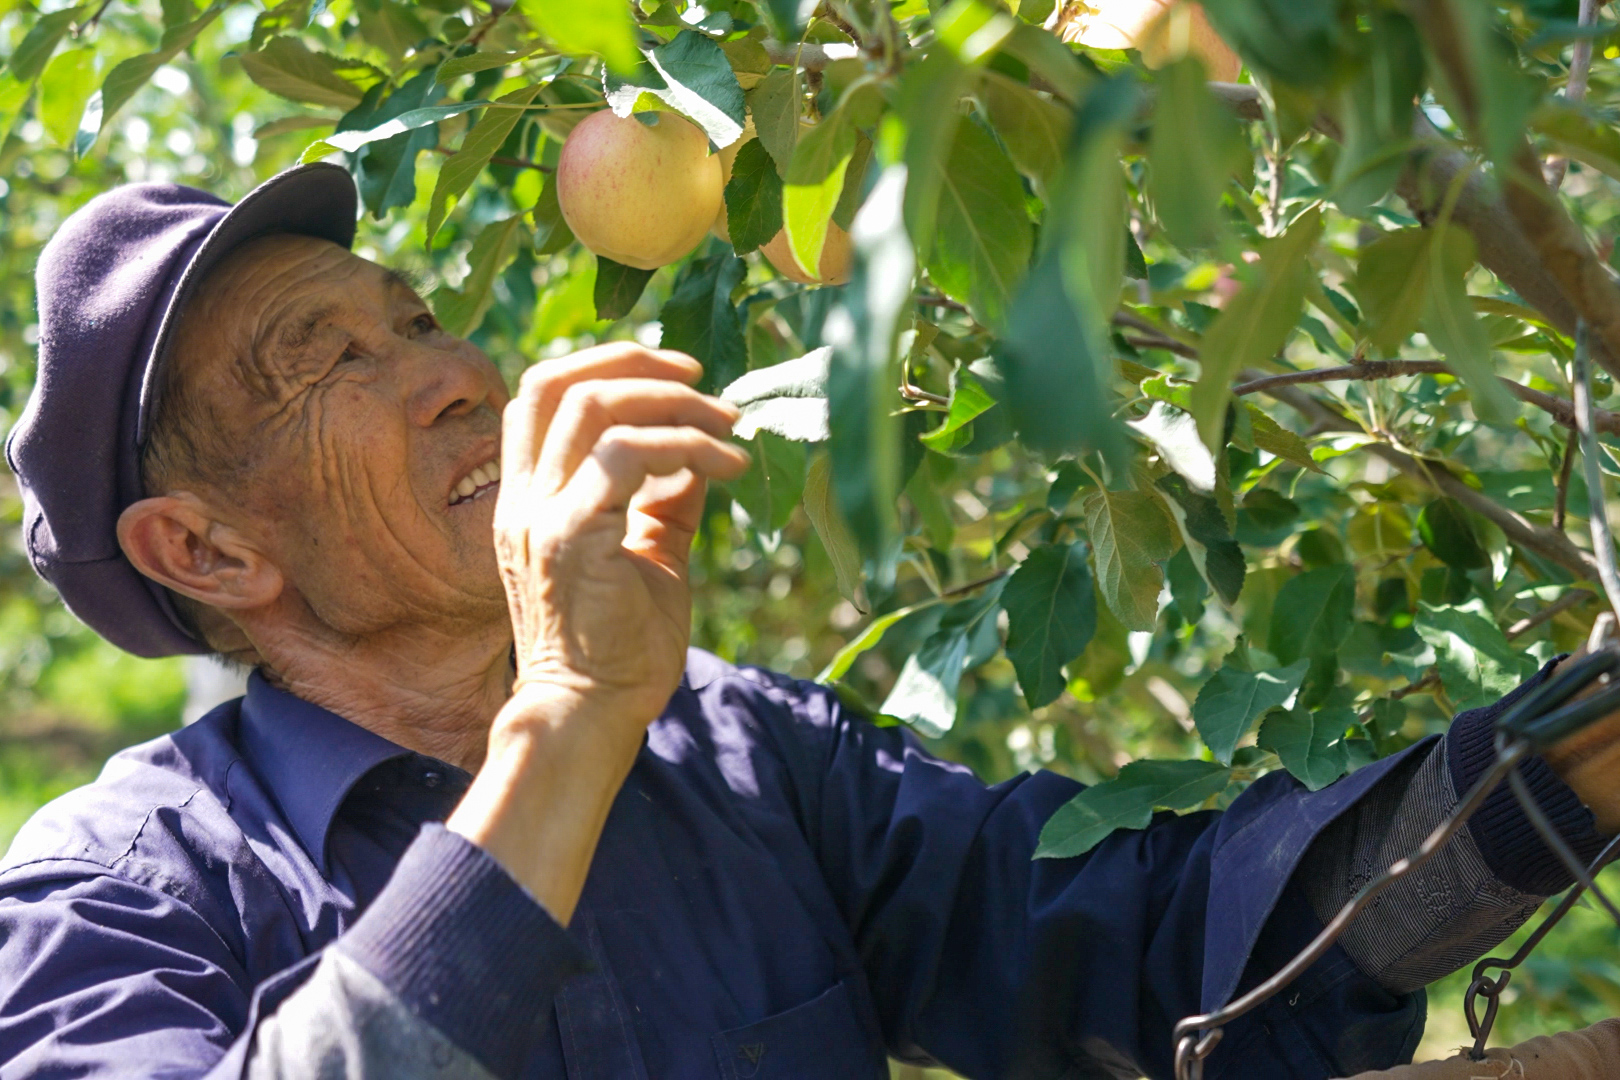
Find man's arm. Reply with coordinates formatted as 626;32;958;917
724;663;1610;1080
0;344;750;1079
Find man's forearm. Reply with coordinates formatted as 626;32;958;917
446;685;645;926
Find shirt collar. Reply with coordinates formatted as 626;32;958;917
238;670;411;867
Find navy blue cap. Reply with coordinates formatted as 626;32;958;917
5;163;358;657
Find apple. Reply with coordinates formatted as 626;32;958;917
555;109;723;270
1058;0;1241;82
760;221;853;286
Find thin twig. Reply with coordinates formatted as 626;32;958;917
1122;334;1200;359
429;145;552;172
1507;589;1594;637
1555;424;1579;531
937;568;1010;600
1545;0;1600;191
763;40;861;71
73;0;114;35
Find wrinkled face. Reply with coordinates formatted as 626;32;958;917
169;234;511;638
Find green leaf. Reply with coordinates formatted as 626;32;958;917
719;346;831;443
438;47;540;83
239;36;382;110
1267;563;1356;666
311;100;489;159
352;0;429;62
1258;705;1351;790
927;118;1034;328
432;214;527;337
899;49;975;260
1331;11;1423;214
880;582;1007;736
517;0;639;73
1156;474;1246;605
803;451;866;607
1427;0;1539;171
0;75;33;144
782;109;855;283
1417;497;1490;571
249;0;310;49
746;66;799;177
826;166;913;577
1000;22;1089;105
1534;99;1620;185
1128;401;1217;494
724;139;784;255
727;431;807;536
832;133;873;232
603;31;746;146
593;257;656;321
253;114;338;139
1192;658;1311;764
1000;77;1136;462
1245;405;1322;473
161;0;198;26
1423;225;1518;426
1167;545;1207;624
38;46;95;150
1003;541;1098;709
533;175;574;255
920;367;997;453
978;69;1069;190
1148;57;1245;248
425;82;548;244
341;70;447;219
816;599;942;684
4;6;84;83
89;3;224;141
660;254;748;394
1035;759;1231;858
1200;0;1353;88
1189;207;1322;453
1414;600;1538;712
1084;489;1177;632
1353;227;1430;352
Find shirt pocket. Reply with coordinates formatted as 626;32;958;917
710;980;886;1080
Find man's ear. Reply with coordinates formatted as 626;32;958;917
117;493;283;611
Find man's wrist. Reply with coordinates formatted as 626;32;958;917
448;686;647;925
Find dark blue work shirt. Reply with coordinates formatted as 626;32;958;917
0;651;1577;1079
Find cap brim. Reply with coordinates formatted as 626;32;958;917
135;162;358;445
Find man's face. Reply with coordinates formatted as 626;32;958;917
169;234;512;638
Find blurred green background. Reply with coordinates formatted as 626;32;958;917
0;0;1616;1071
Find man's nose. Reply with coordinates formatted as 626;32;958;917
403;340;505;427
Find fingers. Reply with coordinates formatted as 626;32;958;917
533;379;740;495
502;345;703;487
564;427;749;518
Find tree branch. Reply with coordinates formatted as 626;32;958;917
1235;367;1605;581
1230;360;1620;436
1544;0;1599;190
763;40;861;71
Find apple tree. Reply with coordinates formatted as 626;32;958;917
6;0;1620;1012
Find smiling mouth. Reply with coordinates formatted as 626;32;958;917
450;459;501;506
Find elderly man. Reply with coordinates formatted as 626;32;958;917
1;163;1617;1080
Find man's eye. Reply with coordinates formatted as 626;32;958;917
410;313;438;336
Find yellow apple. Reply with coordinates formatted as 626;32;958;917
1057;0;1241;82
555;109;723;271
760;221;853;286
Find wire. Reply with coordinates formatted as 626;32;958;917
1574;320;1620;619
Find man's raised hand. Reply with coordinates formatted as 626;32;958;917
493;343;749;732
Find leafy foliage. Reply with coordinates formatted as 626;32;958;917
6;0;1620;1058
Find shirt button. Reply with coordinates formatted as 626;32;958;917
421;770;444;789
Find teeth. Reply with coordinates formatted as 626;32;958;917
451;460;502;505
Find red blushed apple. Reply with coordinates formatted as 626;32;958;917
556;109;723;270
